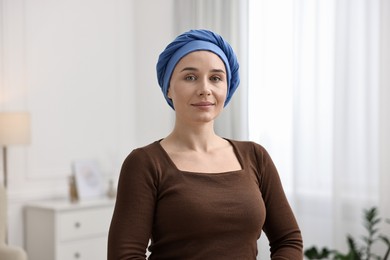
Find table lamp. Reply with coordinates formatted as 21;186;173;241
0;112;31;188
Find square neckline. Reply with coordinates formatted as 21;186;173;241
156;138;244;175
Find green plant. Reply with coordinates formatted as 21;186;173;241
305;207;390;260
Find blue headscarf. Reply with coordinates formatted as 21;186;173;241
156;29;240;109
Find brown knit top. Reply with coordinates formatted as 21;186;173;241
108;140;303;259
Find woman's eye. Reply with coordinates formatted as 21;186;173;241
185;75;197;81
210;76;222;82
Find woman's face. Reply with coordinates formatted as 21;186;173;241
168;51;228;125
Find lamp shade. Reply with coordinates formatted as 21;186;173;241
0;112;31;145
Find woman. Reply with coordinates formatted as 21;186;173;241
108;29;303;259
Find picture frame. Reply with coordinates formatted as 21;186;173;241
72;159;104;200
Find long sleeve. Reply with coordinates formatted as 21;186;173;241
108;148;158;260
256;145;303;259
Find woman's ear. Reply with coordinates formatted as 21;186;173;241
167;88;172;99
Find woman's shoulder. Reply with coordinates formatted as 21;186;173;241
123;140;164;164
227;139;273;165
128;139;161;153
227;139;268;153
134;140;162;152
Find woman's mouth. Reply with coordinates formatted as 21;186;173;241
192;101;215;107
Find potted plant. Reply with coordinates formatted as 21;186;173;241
305;207;390;260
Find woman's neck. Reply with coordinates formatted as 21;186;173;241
163;121;225;152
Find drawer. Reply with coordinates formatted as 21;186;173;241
57;236;107;260
58;207;113;241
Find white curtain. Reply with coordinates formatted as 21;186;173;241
379;0;390;243
249;0;390;256
173;0;390;258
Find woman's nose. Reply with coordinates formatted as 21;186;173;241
199;89;211;96
198;79;212;96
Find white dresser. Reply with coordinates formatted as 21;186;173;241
25;198;115;260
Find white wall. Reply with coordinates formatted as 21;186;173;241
132;1;175;147
0;0;174;247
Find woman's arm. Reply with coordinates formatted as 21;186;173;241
257;146;303;259
108;148;158;260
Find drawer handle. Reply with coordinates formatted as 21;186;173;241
74;252;81;258
74;222;81;228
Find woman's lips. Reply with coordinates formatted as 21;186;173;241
192;101;215;107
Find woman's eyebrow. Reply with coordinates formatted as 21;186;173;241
210;69;226;74
180;67;198;72
180;67;226;74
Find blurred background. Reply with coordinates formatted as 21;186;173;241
1;0;389;259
